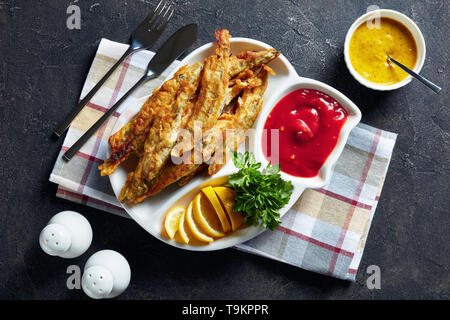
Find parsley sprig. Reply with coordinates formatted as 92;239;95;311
227;151;293;230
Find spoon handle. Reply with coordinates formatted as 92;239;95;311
389;57;441;93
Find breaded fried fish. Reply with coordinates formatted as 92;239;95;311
99;63;203;176
170;29;231;159
228;49;280;76
99;48;279;176
208;66;272;175
118;67;202;203
225;69;261;106
131;114;239;203
119;29;231;203
133;66;272;203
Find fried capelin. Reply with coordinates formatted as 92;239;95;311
131;66;272;203
170;29;231;159
98;49;280;176
134;114;238;203
118;68;202;203
98;63;203;176
225;69;262;106
207;66;271;175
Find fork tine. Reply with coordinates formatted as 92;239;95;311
148;14;162;30
156;1;168;17
154;5;172;29
147;0;164;22
163;4;172;16
153;0;164;13
157;7;174;30
151;4;173;30
148;1;170;30
148;1;165;23
148;16;158;30
135;0;166;31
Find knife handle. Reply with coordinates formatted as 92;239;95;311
54;47;135;138
62;75;148;161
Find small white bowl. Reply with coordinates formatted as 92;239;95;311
344;9;426;91
253;79;361;190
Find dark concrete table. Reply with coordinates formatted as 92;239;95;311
0;0;448;299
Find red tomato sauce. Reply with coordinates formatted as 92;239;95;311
262;89;348;178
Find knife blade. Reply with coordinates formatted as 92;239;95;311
145;23;198;77
62;24;198;161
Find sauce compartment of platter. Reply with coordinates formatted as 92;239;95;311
254;77;362;191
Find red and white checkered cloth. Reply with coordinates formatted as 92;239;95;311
50;39;397;281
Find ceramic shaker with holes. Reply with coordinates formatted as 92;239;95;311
39;211;93;258
82;250;131;299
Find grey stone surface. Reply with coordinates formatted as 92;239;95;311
0;0;448;299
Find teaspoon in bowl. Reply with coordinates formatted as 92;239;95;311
388;56;441;93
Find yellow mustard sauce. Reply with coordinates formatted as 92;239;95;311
349;17;418;85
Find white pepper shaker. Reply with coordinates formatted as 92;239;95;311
39;211;93;259
82;250;131;299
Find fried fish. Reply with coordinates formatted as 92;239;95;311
99;63;203;176
170;29;231;159
99;28;281;206
129;114;238;203
133;66;272;203
208;66;271;175
119;29;231;203
99;48;280;176
118;67;202;203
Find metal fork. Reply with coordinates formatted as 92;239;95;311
54;0;174;137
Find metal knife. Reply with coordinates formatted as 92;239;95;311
62;23;198;161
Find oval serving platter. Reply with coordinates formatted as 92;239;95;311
109;37;361;251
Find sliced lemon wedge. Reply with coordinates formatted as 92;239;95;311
202;186;231;233
164;206;185;239
177;207;190;244
185;200;214;242
193;192;225;238
213;186;244;231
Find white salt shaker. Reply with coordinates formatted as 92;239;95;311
39;211;93;259
82;250;131;299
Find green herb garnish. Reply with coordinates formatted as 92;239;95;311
227;151;293;230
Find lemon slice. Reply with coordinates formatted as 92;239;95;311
177;208;190;244
193;193;225;238
213;186;244;231
164;206;185;239
185;200;214;242
202;186;231;233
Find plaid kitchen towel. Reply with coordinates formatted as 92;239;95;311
50;39;397;281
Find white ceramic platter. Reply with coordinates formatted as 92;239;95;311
109;37;362;251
